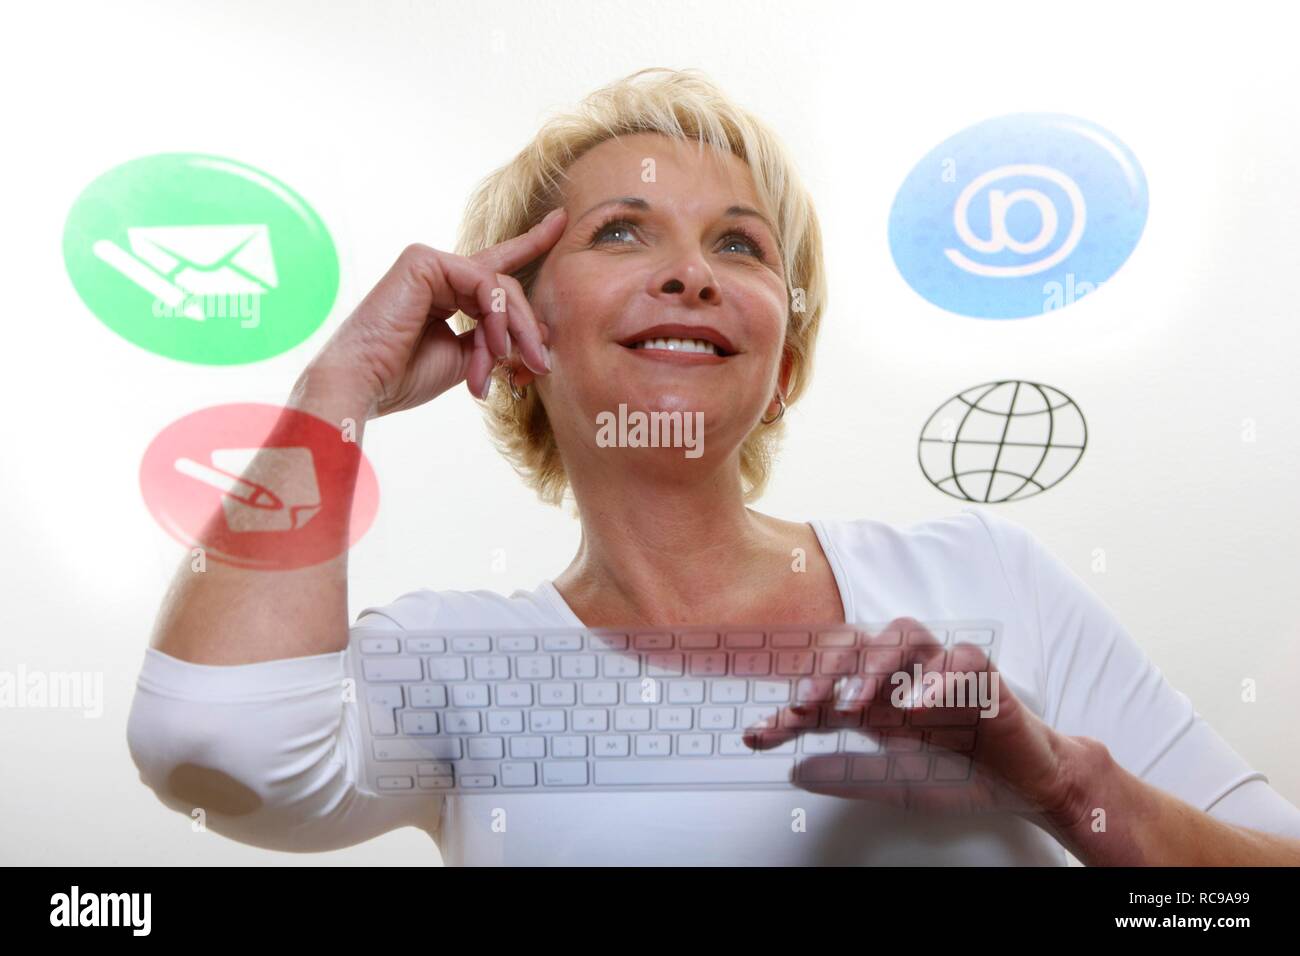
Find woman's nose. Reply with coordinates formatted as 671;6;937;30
653;256;719;303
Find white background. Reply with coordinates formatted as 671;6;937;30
1;0;1296;865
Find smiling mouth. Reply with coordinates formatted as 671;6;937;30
622;337;733;358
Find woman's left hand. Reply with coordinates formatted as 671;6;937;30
742;617;1091;832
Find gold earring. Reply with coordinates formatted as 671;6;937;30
507;364;528;402
760;391;786;424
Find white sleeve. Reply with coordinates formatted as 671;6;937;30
968;507;1300;839
125;619;441;853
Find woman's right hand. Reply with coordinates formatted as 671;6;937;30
304;207;567;418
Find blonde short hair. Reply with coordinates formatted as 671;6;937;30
452;67;827;506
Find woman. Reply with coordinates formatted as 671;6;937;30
127;68;1300;865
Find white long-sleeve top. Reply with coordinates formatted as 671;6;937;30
125;506;1300;864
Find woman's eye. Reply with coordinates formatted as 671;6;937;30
721;232;764;259
591;219;767;260
592;219;637;244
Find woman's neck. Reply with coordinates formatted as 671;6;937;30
552;462;808;627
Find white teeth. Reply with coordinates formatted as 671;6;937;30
631;337;720;355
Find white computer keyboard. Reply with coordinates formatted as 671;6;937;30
350;621;1002;794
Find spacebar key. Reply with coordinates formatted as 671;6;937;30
594;758;794;786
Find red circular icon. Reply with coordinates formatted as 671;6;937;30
140;403;379;570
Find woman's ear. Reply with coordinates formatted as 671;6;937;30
777;345;794;399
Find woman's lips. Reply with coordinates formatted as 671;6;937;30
620;344;731;366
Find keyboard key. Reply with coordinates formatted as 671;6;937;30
400;712;439;735
452;636;492;653
800;731;841;754
498;636;537;652
417;762;454;776
472;656;511;680
551;735;588;758
724;632;765;648
544;634;583;651
495;683;533;707
710;680;748;703
818;650;858;676
368;705;397;735
646;653;684;677
771;632;810;648
633;633;674;650
699;706;736;729
666;680;705;704
451;684;491;707
367;686;403;707
467;737;505;759
539;682;577;706
677;734;714;755
516;656;554;680
408;686;447;708
374;738;460;761
594;758;795;786
580;682;619;705
360;637;400;654
776;651;815;675
405;637;446;654
560;655;598;679
679;633;719;649
613;708;651;732
733;652;771;676
377;775;414;790
655;707;693;730
603;655;640;678
816;630;857;647
363;658;422;682
542;762;589;786
688;652;727;676
510;737;546;759
572;708;608;731
460;775;496;788
501;762;538;787
417;776;454;790
594;735;630;756
428;658;467;681
486;710;525;733
529;710;565;732
443;711;481;733
635;735;671;756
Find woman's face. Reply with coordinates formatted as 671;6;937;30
528;131;789;469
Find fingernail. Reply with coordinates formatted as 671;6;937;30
541;345;553;372
480;377;492;400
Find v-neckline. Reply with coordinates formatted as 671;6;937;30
539;518;855;628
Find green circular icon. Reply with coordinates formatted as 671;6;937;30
63;153;338;364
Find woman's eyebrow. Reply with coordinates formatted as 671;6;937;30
576;196;777;238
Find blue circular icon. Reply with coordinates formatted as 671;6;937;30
888;113;1148;319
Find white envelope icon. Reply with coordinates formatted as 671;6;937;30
92;224;277;321
174;447;321;533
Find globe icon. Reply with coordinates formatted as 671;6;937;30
918;380;1087;502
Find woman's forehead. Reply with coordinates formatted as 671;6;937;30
563;132;762;208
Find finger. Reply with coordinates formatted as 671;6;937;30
471;206;569;276
431;252;518;348
494;272;551;375
465;322;492;399
743;676;838;749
